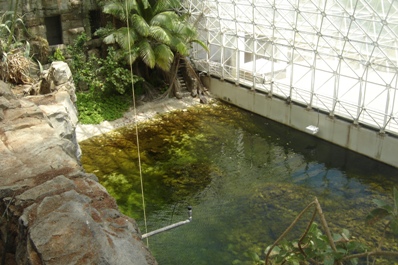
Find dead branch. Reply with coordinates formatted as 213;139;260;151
265;200;316;264
265;198;343;265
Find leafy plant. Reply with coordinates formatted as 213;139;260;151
49;47;65;62
266;223;366;265
97;47;139;94
76;90;131;124
67;33;142;94
265;197;398;265
67;33;90;90
366;187;398;235
0;10;34;84
97;0;208;97
0;10;28;52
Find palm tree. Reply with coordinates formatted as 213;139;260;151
97;0;208;97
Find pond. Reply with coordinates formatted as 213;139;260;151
80;101;398;264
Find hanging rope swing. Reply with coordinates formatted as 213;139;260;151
124;0;192;246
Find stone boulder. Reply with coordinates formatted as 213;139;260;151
0;79;157;265
24;61;77;104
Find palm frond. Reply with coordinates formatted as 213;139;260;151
149;26;171;44
172;21;196;40
175;42;189;56
151;11;179;27
191;39;209;52
141;0;150;10
103;2;127;20
168;35;189;55
131;14;150;37
132;0;151;18
115;27;137;50
138;40;155;68
154;44;174;71
94;26;114;38
153;0;180;15
125;47;139;65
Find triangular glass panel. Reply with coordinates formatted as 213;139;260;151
208;31;222;45
224;33;237;49
206;17;221;32
322;14;350;38
297;11;321;33
254;6;274;25
363;83;388;112
319;36;344;58
314;70;335;97
342;40;367;65
348;21;374;44
366;64;390;86
236;3;252;23
291;65;312;88
292;48;313;68
337;76;361;103
273;44;292;62
273;28;294;46
218;2;235;19
295;32;316;51
315;52;339;73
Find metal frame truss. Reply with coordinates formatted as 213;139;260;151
182;0;398;135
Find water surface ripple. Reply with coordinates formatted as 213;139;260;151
80;102;398;264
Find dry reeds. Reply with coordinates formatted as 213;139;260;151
0;51;32;84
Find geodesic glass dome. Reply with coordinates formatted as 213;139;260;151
182;0;398;135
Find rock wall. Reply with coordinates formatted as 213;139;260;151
0;62;157;265
0;0;99;46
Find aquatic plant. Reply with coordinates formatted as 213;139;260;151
366;187;398;234
265;194;398;265
80;103;398;264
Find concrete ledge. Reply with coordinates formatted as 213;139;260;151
203;76;398;168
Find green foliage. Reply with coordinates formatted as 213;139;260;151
76;90;131;124
266;191;398;265
266;223;366;265
67;33;89;89
98;0;208;72
49;48;65;62
0;10;34;84
67;33;142;94
0;10;29;53
366;187;398;235
100;47;141;94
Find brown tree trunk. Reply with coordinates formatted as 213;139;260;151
161;53;209;103
167;53;181;97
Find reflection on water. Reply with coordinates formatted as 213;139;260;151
80;101;398;264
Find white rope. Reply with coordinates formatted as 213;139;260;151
124;0;149;246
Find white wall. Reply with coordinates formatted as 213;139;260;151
203;76;398;168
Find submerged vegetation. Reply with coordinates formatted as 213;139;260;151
3;0;398;263
80;103;398;264
81;105;217;217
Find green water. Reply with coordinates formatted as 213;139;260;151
80;101;398;264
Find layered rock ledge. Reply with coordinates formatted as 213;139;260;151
0;62;157;264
